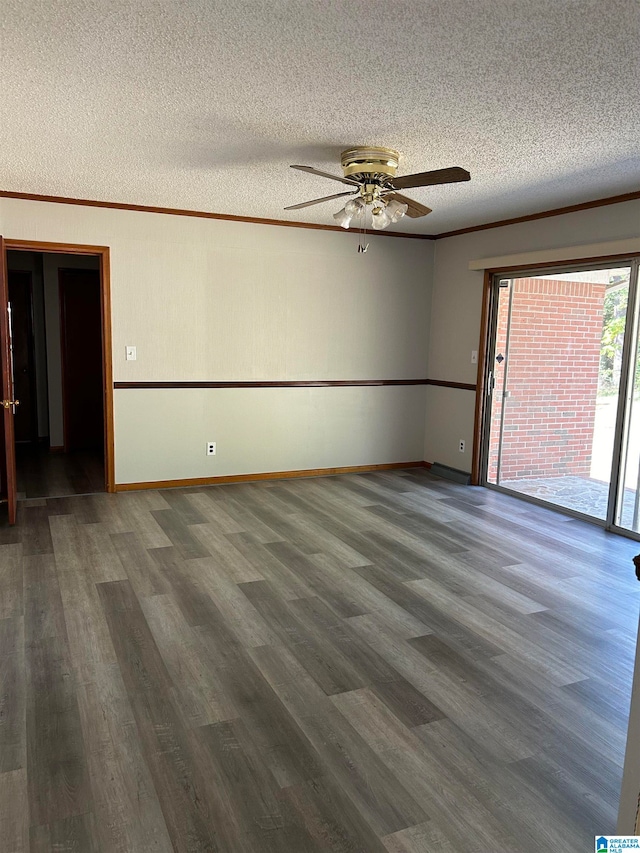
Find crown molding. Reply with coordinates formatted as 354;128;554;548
0;190;433;240
2;187;638;241
434;189;640;239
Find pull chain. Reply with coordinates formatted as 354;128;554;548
357;207;369;253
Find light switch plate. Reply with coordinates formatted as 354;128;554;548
126;346;137;361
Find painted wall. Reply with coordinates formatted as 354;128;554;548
116;385;427;483
426;198;640;470
4;195;636;484
0;198;433;483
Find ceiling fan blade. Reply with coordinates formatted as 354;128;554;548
284;190;358;211
385;192;432;218
290;164;360;186
391;166;470;190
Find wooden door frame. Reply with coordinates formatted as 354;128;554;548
471;270;492;485
4;240;115;493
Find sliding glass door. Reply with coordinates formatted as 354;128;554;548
615;281;640;533
483;259;640;536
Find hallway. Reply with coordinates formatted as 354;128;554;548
16;445;104;499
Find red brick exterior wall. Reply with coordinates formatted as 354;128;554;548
487;278;605;482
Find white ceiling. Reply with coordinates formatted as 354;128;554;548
1;1;639;235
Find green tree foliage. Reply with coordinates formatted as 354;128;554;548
599;274;639;395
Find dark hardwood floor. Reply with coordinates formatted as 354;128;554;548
2;469;639;852
16;445;104;499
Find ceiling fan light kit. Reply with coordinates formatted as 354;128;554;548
286;146;470;246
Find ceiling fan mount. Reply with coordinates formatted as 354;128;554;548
339;146;400;182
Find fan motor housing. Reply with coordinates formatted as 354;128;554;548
341;147;399;183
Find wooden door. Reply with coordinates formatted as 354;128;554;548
59;269;104;452
8;271;37;443
0;237;18;524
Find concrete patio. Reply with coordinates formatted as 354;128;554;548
500;395;640;531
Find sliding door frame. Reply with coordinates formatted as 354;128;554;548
473;252;640;540
610;257;640;533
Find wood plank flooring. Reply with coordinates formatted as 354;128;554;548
16;446;104;499
2;469;640;852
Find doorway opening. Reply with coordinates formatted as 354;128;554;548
5;247;112;500
479;258;640;538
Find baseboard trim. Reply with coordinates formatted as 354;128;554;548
115;460;429;492
49;445;64;453
429;462;471;484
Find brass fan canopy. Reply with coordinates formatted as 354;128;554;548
340;147;400;180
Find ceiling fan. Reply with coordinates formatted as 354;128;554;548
285;146;470;232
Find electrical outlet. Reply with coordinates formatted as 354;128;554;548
207;442;216;456
459;440;465;453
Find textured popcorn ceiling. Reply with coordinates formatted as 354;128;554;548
1;1;639;234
